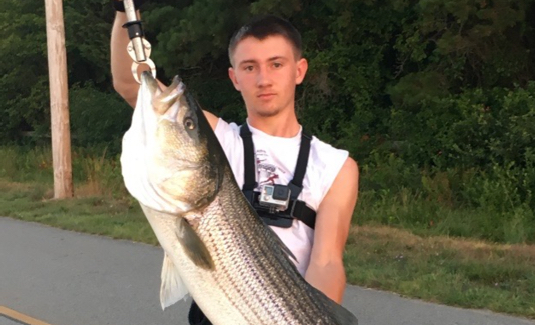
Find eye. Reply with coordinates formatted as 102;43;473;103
244;65;254;71
184;117;195;130
273;62;282;68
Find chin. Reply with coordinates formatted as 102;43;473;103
256;108;281;118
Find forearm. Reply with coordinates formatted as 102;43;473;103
110;11;140;107
305;260;346;304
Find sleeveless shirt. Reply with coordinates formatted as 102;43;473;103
214;119;349;275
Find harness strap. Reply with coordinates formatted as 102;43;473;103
291;200;316;230
239;124;256;189
239;124;257;204
289;131;311;200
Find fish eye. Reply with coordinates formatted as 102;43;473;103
184;117;196;130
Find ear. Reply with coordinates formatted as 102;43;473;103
295;58;308;85
228;67;241;91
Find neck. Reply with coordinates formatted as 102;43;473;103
247;110;300;138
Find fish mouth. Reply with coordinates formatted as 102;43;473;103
140;71;161;96
155;79;186;116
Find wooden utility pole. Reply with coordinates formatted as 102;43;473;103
45;0;73;198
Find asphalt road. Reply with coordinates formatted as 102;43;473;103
1;217;534;325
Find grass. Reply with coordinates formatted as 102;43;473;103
0;180;157;245
345;226;535;318
1;145;534;319
354;188;535;244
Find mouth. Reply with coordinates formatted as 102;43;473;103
257;93;276;100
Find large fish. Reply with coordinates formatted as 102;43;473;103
121;71;358;325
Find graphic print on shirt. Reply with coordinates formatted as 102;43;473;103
255;149;280;190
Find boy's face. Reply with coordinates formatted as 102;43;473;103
228;35;308;118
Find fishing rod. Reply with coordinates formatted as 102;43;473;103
122;0;156;83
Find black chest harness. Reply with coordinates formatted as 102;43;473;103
239;124;317;229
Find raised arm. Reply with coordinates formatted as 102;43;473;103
110;11;141;108
304;157;359;303
110;9;219;129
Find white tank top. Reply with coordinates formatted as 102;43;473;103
214;119;349;275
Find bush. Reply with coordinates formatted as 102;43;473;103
69;84;133;155
388;82;535;171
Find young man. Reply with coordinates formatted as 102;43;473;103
111;8;359;324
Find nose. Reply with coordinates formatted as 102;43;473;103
256;66;272;88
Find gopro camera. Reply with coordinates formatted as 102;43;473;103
259;184;291;211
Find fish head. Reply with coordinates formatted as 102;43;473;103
140;72;224;213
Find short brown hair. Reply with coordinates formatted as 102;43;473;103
228;15;303;65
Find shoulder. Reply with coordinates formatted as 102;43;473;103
202;110;219;130
316;155;359;223
213;118;242;144
319;153;359;204
309;136;349;165
339;156;359;180
214;117;240;134
211;118;247;184
333;156;359;200
306;135;350;200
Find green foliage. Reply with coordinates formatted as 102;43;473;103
0;0;48;140
0;146;53;183
0;0;114;142
357;158;535;243
63;0;116;86
296;0;402;160
69;84;132;154
3;0;534;157
391;0;532;96
388;82;535;172
0;145;128;198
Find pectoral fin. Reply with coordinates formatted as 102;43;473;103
265;223;298;263
175;218;215;270
160;253;189;310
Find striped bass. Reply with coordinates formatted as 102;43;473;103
121;71;358;325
